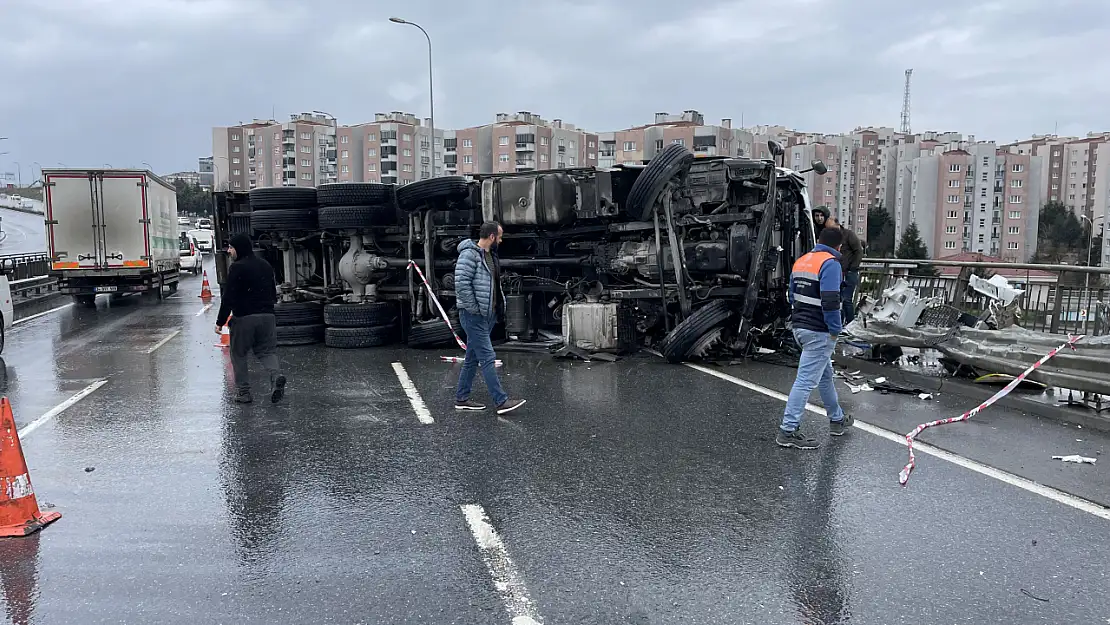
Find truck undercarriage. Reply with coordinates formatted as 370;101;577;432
213;143;820;360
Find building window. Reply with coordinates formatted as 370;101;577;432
825;189;833;197
232;146;241;153
945;241;957;249
403;149;412;157
673;139;685;146
1010;179;1023;188
588;152;596;160
499;136;509;146
341;165;349;173
1008;226;1020;234
1052;184;1059;190
301;172;312;180
499;154;509;163
232;157;240;164
947;211;959;218
1009;195;1023;204
623;141;636;151
463;155;473;164
946;226;957;234
300;132;311;140
462;139;473;148
402;164;413;172
948;180;961;188
232;169;241;176
340;136;349;144
541;137;549;146
368;164;376;172
368;148;377;157
858;203;865;209
1008;241;1020;250
301;146;311;153
233;181;241;188
588;141;595;148
978;234;985;243
540;154;548;163
403;133;412;142
947;195;960;203
367;134;377;142
231;134;240;141
1008;211;1021;219
949;164;962;172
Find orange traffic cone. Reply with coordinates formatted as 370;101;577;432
214;314;231;348
0;398;60;537
199;271;213;300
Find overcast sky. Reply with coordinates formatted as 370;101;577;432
2;0;1108;177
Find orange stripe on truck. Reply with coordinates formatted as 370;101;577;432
51;262;79;269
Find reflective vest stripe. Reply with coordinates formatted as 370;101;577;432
793;293;823;307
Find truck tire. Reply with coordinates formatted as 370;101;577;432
249;187;318;210
316;183;392;207
396;176;469;212
318;205;395;230
324;325;397;349
324;301;399;328
274;301;324;326
275;323;324;346
660;299;735;363
627;143;695;221
407;318;459;347
251;208;318;232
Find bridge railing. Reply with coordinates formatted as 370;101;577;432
0;253;51;281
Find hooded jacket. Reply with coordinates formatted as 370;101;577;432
454;239;502;318
216;234;277;325
812;207;865;273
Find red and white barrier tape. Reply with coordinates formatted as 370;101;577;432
407;260;467;350
899;333;1083;486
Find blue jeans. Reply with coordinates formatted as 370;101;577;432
456;309;508;406
781;328;844;432
841;270;859;326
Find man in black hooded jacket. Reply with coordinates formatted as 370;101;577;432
216;234;287;403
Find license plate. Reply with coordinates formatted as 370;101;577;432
95;286;118;293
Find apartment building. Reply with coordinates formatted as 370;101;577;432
212;113;338;190
449;112;597;176
598;111;756;169
892;131;965;243
198;157;214;190
900;141;1042;262
335;112;444;185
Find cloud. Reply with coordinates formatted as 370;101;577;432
0;0;1107;173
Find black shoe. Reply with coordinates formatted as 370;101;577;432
270;375;287;404
455;399;486;411
235;390;253;404
776;429;819;449
496;398;526;415
829;413;854;436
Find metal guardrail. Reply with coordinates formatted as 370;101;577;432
0;252;50;280
857;257;1110;336
9;275;58;299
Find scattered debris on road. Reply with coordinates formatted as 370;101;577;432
1052;455;1097;464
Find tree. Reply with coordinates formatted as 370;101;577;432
896;222;937;276
1033;201;1084;264
174;180;212;219
866;205;896;257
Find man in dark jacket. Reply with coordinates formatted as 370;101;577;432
777;226;854;449
215;234;286;404
453;222;526;415
812;207;864;325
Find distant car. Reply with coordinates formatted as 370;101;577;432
177;215;191;226
196;218;213;230
187;228;215;254
179;234;201;274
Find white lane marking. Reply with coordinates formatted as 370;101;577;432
196;303;213;316
19;380;108;439
682;361;1110;522
391;362;433;424
13;303;75;326
145;329;181;354
165;294;182;300
460;504;543;625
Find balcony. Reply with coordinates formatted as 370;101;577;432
557;146;566;154
515;159;536;170
420;156;430;165
515;142;535;152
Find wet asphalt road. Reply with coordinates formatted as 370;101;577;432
0;208;46;257
0;258;1108;624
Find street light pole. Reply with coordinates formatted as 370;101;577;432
390;17;436;179
12;162;20;188
1080;214;1104;334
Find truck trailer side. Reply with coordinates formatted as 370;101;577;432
44;169;180;306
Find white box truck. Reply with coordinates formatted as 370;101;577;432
43;169;181;306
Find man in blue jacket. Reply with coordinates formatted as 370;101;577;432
778;226;854;449
453;222;526;415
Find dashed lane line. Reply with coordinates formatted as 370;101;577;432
460;504;544;625
391;362;433;424
680;360;1110;522
13;303;74;326
145;329;181;354
196;303;213;316
19;380;109;439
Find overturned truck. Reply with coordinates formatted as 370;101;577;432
213;142;822;361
